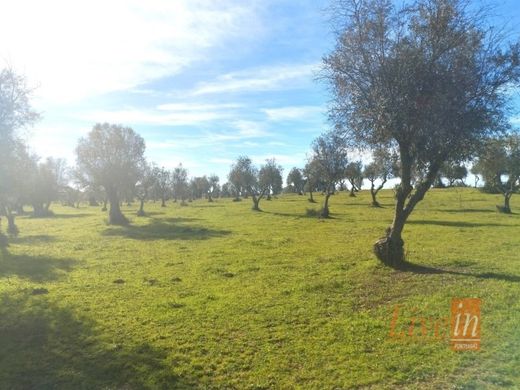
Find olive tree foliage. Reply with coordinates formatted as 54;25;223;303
228;156;279;211
344;160;363;197
323;0;520;267
228;161;245;201
303;158;322;203
27;157;69;217
171;164;189;204
229;156;260;210
0;68;40;239
135;161;157;216
259;158;283;200
286;167;305;195
152;166;171;207
189;176;210;201
220;182;234;198
207;174;220;202
76;123;145;225
310;131;348;217
440;162;468;186
472;135;520;213
364;148;398;207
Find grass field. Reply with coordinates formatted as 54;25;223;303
0;188;519;389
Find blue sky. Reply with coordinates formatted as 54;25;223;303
2;0;520;182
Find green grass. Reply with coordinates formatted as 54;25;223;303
1;188;519;389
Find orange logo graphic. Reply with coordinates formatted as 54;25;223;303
450;298;481;351
388;298;481;351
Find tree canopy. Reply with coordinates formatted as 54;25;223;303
76;123;145;225
323;0;520;266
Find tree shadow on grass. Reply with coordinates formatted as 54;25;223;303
396;261;520;283
440;208;496;214
0;250;78;282
407;219;514;228
0;293;195;389
102;219;230;241
10;235;56;245
30;213;92;219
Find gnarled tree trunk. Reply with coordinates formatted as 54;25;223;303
374;151;439;267
498;192;512;213
107;188;128;225
308;190;315;203
137;198;146;216
5;209;19;237
321;193;331;217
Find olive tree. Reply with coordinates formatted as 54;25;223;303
440;162;468;187
472;135;520;213
286;167;305;195
310;131;348;218
76;123;145;225
344;161;363;197
171;164;189;204
152;166;171;207
229;156;278;211
207;174;220;202
303;158;322;203
364;149;398;207
323;0;520;266
136;161;157;216
228;162;244;201
259;158;283;200
0;68;39;239
27;157;68;217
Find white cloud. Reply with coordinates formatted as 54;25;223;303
147;122;272;151
190;63;318;96
262;105;324;121
510;116;520;125
79;109;226;127
157;103;242;112
209;158;234;165
28;124;88;161
251;153;306;166
0;0;260;103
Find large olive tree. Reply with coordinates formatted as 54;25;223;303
76;123;145;225
323;0;520;267
0;68;39;239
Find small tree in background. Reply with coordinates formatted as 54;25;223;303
229;156;278;211
28;157;68;217
364;149;398;207
303;158;322;203
472;135;520;213
76;123;145;225
441;162;468;187
259;158;283;200
207;175;220;202
311;131;348;217
228;162;244;201
171;164;189;204
287;167;305;195
136;161;157;216
345;161;363;197
220;182;233;198
152;166;171;207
